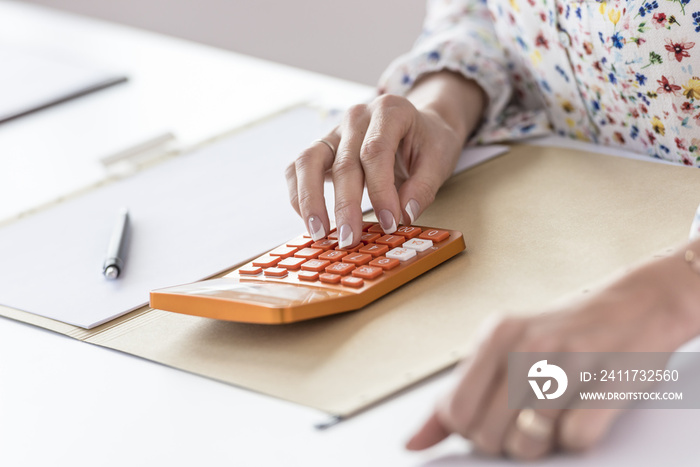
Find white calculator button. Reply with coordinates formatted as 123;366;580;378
402;238;433;252
386;247;417;262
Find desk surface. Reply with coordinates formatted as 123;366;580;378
0;2;697;466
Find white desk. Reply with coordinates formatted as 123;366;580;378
0;2;697;466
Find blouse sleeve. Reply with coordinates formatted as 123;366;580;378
378;0;512;139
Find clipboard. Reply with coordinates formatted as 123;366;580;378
1;143;699;417
0;47;127;124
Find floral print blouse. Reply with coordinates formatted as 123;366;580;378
379;0;700;167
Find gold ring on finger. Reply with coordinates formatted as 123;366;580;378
312;139;336;158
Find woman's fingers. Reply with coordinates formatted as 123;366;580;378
288;130;340;240
503;409;559;460
468;377;517;456
435;318;525;438
396;109;462;226
332;105;371;248
288;94;454;238
360;95;415;233
285;162;301;217
397;157;448;226
405;412;451;451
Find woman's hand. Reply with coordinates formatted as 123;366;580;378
406;245;700;460
286;71;486;247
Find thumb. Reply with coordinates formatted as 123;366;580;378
398;172;443;226
405;411;451;451
397;145;456;225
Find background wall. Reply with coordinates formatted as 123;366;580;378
22;0;426;86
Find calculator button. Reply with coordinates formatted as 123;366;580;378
297;270;319;281
319;273;341;284
362;222;375;232
396;226;422;239
319;250;347;262
359;243;389;257
352;265;383;280
369;256;400;270
402;238;433;252
368;224;385;233
238;265;262;275
287;237;314;248
361;232;380;243
264;267;288;277
277;257;306;270
336;242;364;253
341;277;364;288
376;235;404;248
342;253;373;265
295;248;323;259
301;259;331;272
252;255;281;268
311;239;338;251
328;231;339;240
419;229;450;242
269;246;298;258
325;262;355;276
386;247;417;261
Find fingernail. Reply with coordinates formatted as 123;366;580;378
378;209;397;234
405;435;419;451
338;224;353;249
308;216;326;241
405;199;420;225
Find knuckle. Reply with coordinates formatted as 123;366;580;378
332;157;360;179
295;150;316;172
333;198;357;219
344;103;369;123
367;186;399;208
374;93;408;110
296;189;315;214
288;193;300;212
288;192;299;206
360;137;392;164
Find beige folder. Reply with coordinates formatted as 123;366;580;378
2;144;699;417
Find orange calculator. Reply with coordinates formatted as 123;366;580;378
150;223;465;324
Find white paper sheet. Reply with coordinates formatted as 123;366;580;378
0;106;508;328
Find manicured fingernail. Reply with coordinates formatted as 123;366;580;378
308;216;325;241
338;224;353;249
405;199;420;225
378;209;397;234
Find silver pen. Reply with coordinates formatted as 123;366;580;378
103;208;129;279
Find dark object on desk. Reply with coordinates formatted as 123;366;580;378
0;47;128;124
103;208;130;280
